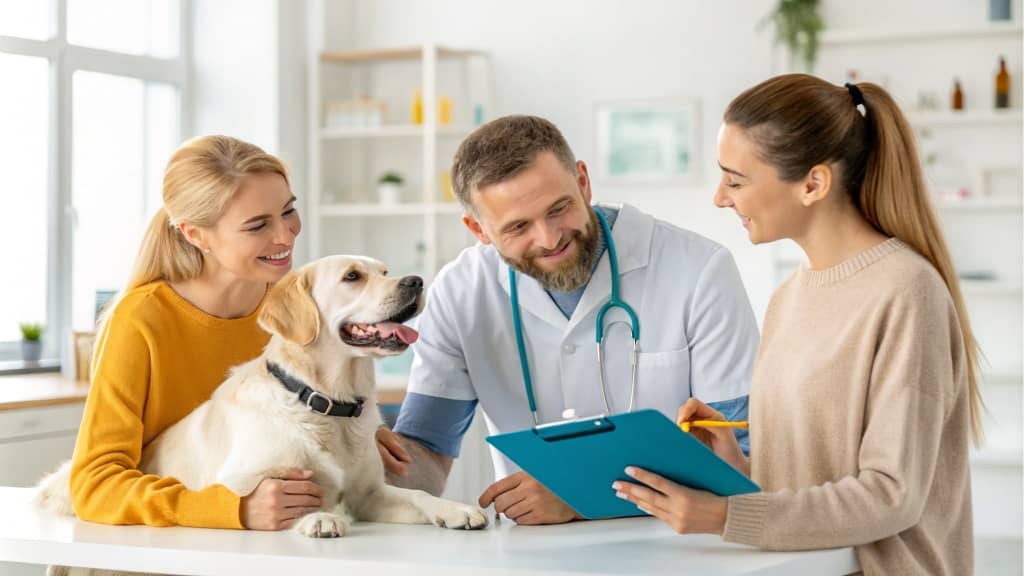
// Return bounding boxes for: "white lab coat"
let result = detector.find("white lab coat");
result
[407,203,759,478]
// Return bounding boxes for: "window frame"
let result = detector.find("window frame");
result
[0,0,192,369]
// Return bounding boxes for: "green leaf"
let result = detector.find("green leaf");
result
[19,322,44,341]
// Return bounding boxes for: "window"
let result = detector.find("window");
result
[0,54,49,343]
[0,1,50,40]
[0,1,187,366]
[71,72,179,329]
[67,0,180,58]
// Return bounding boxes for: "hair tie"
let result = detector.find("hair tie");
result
[845,82,866,116]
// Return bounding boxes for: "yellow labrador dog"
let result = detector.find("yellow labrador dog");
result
[37,255,487,539]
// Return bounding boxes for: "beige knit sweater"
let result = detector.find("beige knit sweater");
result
[723,238,973,576]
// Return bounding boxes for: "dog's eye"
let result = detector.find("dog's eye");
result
[343,271,361,282]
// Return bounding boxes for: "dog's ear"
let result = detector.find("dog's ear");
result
[258,269,320,346]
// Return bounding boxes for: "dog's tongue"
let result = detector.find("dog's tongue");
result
[375,322,419,344]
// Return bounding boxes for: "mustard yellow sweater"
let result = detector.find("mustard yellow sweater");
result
[69,281,269,528]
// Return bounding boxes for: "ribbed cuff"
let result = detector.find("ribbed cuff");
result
[723,493,770,546]
[178,484,245,529]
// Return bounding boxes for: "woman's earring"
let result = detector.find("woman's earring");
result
[203,248,211,254]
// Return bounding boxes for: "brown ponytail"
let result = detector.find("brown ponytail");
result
[725,74,984,444]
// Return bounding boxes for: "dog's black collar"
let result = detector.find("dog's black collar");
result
[267,361,365,418]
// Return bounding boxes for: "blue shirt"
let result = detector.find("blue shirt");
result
[545,206,618,319]
[396,392,749,457]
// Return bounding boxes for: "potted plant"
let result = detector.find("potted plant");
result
[377,171,405,205]
[19,322,44,363]
[764,0,824,72]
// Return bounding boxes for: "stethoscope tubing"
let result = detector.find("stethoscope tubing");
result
[509,208,641,425]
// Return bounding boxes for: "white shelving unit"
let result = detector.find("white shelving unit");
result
[938,197,1024,211]
[306,43,492,280]
[908,108,1023,127]
[318,202,466,217]
[961,280,1023,297]
[306,36,492,387]
[820,21,1023,46]
[320,124,476,140]
[772,19,1023,555]
[304,2,501,507]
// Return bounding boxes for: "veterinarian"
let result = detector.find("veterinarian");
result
[68,135,324,530]
[377,115,759,525]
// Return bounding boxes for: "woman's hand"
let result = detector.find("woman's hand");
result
[613,467,727,535]
[240,468,324,530]
[678,398,749,475]
[376,426,412,477]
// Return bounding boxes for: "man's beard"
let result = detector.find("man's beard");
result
[502,209,601,292]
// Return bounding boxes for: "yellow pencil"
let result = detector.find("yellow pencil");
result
[679,420,749,433]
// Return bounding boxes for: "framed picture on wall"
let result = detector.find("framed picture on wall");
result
[594,98,700,184]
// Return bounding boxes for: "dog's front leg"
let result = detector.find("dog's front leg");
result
[292,502,353,538]
[354,485,487,530]
[217,470,352,538]
[291,459,351,538]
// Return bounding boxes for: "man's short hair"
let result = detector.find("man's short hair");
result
[451,115,577,211]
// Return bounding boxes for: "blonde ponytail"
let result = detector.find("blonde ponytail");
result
[126,206,204,292]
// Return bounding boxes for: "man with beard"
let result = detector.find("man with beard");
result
[377,115,759,525]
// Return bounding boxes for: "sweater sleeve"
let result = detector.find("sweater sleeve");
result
[69,311,245,529]
[723,283,958,551]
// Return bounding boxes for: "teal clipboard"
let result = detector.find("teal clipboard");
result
[486,409,760,519]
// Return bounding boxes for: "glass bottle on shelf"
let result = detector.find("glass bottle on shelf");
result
[951,79,964,111]
[438,96,452,125]
[411,90,424,124]
[995,56,1010,109]
[440,170,454,202]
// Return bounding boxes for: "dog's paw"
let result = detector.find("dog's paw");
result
[431,501,488,530]
[293,512,350,538]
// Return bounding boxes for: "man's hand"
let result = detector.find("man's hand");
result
[376,426,412,477]
[240,468,324,530]
[478,471,580,525]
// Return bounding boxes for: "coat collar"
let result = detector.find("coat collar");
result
[496,203,654,334]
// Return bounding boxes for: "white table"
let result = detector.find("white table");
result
[0,487,860,575]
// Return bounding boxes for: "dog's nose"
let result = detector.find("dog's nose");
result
[399,275,423,291]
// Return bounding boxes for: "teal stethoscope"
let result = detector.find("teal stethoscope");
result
[508,209,640,425]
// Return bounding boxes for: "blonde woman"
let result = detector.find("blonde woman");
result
[68,135,321,531]
[615,75,982,575]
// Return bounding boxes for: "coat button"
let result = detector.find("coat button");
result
[563,344,576,354]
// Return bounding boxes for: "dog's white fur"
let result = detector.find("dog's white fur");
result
[36,255,487,538]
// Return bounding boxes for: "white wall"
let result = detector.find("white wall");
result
[191,0,279,147]
[189,0,310,263]
[330,0,781,318]
[276,0,310,264]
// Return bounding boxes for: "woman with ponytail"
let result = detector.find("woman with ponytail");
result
[615,75,980,575]
[69,135,324,531]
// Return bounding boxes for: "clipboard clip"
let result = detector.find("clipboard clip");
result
[533,414,616,442]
